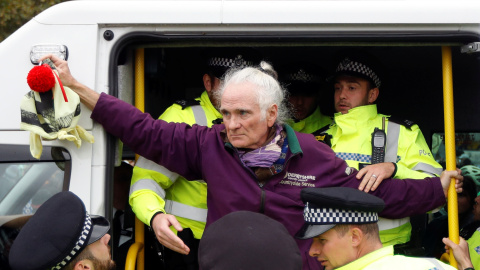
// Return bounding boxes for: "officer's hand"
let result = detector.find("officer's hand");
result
[356,162,395,192]
[439,169,463,197]
[151,213,190,255]
[38,54,78,88]
[442,237,473,269]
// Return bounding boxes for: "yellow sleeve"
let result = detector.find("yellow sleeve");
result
[129,103,196,225]
[394,125,443,179]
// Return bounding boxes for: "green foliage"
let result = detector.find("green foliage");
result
[0,0,69,42]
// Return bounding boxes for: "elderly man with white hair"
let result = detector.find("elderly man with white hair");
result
[44,54,462,270]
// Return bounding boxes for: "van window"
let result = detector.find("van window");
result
[0,145,71,268]
[432,133,480,169]
[0,145,71,215]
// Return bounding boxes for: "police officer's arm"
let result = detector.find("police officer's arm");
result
[129,106,191,225]
[131,160,191,255]
[130,170,191,255]
[129,161,179,226]
[394,124,443,179]
[152,212,190,254]
[130,105,196,255]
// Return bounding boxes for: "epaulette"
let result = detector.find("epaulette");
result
[212,118,223,125]
[388,116,415,129]
[312,124,332,147]
[174,99,201,110]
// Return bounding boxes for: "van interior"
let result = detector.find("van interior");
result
[106,33,480,267]
[113,34,480,151]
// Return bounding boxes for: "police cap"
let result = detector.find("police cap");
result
[199,211,302,270]
[9,191,110,270]
[205,47,262,78]
[334,51,382,89]
[280,62,327,96]
[295,187,385,240]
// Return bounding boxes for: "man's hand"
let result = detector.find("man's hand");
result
[439,169,463,197]
[38,54,99,110]
[356,162,395,192]
[39,54,78,87]
[151,213,190,255]
[442,237,473,269]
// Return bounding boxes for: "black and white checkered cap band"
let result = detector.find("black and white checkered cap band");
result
[52,213,92,270]
[304,202,378,225]
[208,55,254,69]
[336,58,381,88]
[286,69,321,83]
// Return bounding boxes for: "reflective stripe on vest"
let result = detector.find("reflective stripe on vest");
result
[386,122,441,176]
[135,156,179,181]
[191,105,208,126]
[377,217,409,231]
[412,163,443,176]
[164,199,208,222]
[132,105,208,222]
[385,122,400,163]
[130,178,166,199]
[425,258,446,270]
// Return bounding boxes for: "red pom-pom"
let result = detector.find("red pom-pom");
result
[27,64,55,92]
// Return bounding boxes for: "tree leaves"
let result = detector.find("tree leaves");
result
[0,0,69,42]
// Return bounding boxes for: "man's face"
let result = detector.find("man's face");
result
[88,234,116,270]
[334,76,376,114]
[473,195,480,221]
[309,228,355,270]
[457,193,472,215]
[289,95,317,120]
[204,74,223,108]
[220,82,276,149]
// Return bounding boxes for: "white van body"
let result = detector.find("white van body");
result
[2,0,480,267]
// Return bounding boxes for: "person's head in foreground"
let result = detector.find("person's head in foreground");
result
[198,211,302,270]
[216,61,291,149]
[296,187,385,270]
[9,191,114,270]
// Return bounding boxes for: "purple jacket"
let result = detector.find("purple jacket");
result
[92,94,446,269]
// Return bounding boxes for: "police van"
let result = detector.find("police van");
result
[1,1,480,268]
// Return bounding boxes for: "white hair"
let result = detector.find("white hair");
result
[216,61,291,125]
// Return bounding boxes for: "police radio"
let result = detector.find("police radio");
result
[371,117,386,164]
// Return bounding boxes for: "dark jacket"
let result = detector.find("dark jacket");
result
[92,93,446,269]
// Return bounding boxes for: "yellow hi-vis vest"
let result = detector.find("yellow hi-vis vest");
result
[467,228,480,269]
[288,106,332,134]
[337,245,456,270]
[129,91,221,239]
[326,105,443,246]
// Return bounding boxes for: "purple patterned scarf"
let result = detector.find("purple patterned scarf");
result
[237,124,285,168]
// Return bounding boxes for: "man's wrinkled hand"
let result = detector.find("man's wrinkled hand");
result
[39,54,78,88]
[439,169,463,197]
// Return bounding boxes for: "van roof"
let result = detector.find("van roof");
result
[36,1,480,26]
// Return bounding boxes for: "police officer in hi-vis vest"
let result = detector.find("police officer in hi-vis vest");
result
[296,187,466,270]
[314,51,443,253]
[280,61,332,134]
